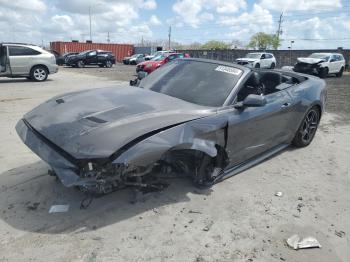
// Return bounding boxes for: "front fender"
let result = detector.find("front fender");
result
[112,115,228,167]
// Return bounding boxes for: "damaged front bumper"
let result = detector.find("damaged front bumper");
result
[16,119,99,188]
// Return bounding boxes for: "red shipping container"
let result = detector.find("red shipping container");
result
[50,41,134,62]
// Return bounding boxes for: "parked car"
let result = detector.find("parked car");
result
[123,54,145,65]
[236,52,276,69]
[0,43,58,81]
[136,53,189,74]
[16,58,326,194]
[66,50,115,68]
[145,50,170,61]
[293,53,345,78]
[56,52,79,66]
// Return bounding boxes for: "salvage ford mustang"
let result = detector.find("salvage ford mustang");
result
[16,58,327,194]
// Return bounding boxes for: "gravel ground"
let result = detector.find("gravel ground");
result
[0,66,349,262]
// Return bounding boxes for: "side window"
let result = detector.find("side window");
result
[87,51,97,57]
[9,46,41,56]
[168,55,176,61]
[178,54,184,58]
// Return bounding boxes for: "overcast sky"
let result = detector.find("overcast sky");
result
[0,0,349,49]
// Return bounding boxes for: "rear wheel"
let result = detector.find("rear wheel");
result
[318,67,328,78]
[336,67,344,77]
[30,66,48,82]
[292,106,320,147]
[105,60,113,68]
[270,62,275,69]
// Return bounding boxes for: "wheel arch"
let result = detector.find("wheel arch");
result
[30,64,49,75]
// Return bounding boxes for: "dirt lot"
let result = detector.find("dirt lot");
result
[0,64,349,262]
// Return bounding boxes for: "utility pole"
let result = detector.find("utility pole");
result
[276,12,283,49]
[141,36,144,47]
[89,6,92,41]
[168,26,171,50]
[107,32,110,43]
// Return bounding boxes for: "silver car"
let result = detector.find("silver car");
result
[0,43,58,81]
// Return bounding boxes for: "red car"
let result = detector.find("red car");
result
[136,53,190,74]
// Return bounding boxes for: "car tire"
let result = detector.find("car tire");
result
[336,67,344,77]
[292,106,320,147]
[270,63,275,69]
[255,63,260,68]
[30,66,48,82]
[98,64,104,68]
[77,61,85,68]
[105,60,113,68]
[318,67,328,78]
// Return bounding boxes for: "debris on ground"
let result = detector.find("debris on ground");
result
[335,230,346,238]
[297,203,304,212]
[49,204,70,213]
[26,202,40,211]
[203,221,214,232]
[286,234,322,250]
[188,210,202,214]
[275,192,283,197]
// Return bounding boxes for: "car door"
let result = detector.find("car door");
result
[260,54,268,68]
[85,50,97,65]
[225,78,294,167]
[0,45,9,75]
[8,46,34,75]
[328,55,338,73]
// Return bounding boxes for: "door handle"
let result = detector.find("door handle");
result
[281,102,291,108]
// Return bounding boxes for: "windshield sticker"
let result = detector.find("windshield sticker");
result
[215,66,241,75]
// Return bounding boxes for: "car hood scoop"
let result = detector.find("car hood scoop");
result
[23,86,213,159]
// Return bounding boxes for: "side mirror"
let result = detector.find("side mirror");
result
[137,71,148,80]
[234,94,267,109]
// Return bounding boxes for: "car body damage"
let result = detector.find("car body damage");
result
[16,58,327,194]
[293,53,345,78]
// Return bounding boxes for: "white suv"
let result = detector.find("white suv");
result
[236,52,276,69]
[0,43,58,81]
[294,53,345,78]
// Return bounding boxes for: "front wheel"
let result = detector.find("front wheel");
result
[292,107,320,147]
[77,60,85,68]
[30,66,48,82]
[255,63,260,68]
[318,67,328,78]
[336,67,344,77]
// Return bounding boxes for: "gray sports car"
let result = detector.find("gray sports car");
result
[16,58,327,194]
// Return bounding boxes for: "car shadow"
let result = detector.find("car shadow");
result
[0,161,212,234]
[0,78,53,84]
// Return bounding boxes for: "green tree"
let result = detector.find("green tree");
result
[248,32,280,50]
[201,40,230,50]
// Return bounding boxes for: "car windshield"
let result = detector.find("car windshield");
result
[244,53,261,59]
[79,50,92,56]
[139,60,243,107]
[131,54,139,58]
[309,53,330,60]
[152,55,166,61]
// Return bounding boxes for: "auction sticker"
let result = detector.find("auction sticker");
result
[215,66,241,75]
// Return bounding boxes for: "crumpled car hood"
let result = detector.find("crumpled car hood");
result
[236,58,258,62]
[296,57,325,64]
[23,86,214,159]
